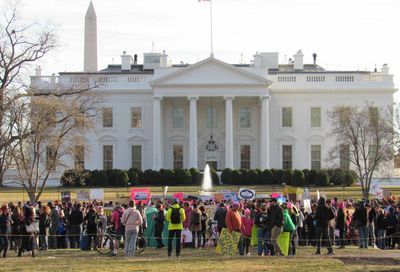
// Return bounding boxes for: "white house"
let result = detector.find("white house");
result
[21,2,397,185]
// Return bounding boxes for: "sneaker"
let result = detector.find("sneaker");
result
[327,252,334,255]
[176,255,181,260]
[315,251,321,255]
[111,253,117,257]
[247,253,251,256]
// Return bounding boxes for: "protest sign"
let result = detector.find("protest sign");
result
[224,192,238,201]
[277,232,290,256]
[61,192,71,202]
[173,192,184,202]
[77,191,90,201]
[130,188,151,204]
[215,228,241,256]
[238,188,256,200]
[90,188,104,200]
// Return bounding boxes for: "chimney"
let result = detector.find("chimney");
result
[35,66,42,76]
[121,51,132,71]
[160,50,168,68]
[293,50,304,70]
[381,64,389,74]
[253,52,262,68]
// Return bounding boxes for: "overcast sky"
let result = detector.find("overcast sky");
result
[17,0,399,91]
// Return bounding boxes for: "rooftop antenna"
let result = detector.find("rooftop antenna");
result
[312,52,317,64]
[199,0,214,58]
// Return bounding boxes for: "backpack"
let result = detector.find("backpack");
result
[170,208,181,224]
[192,212,200,225]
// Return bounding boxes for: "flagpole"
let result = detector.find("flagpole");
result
[210,0,214,57]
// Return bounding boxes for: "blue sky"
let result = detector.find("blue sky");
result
[16,0,399,92]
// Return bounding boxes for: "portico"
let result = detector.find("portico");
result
[150,57,272,170]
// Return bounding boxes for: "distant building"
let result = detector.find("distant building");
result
[18,2,397,185]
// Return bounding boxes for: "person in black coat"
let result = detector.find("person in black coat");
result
[385,207,398,249]
[335,203,346,249]
[213,203,227,234]
[84,205,98,250]
[38,206,51,250]
[352,201,368,249]
[314,197,334,255]
[376,208,386,249]
[153,203,165,248]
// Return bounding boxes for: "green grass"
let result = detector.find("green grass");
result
[1,184,400,203]
[0,246,399,272]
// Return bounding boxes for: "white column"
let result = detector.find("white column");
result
[153,96,162,170]
[188,96,198,169]
[260,95,271,169]
[224,96,234,168]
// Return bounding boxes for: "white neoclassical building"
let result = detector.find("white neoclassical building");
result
[24,2,397,184]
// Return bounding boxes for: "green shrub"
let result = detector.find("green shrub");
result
[271,169,284,184]
[329,168,346,185]
[189,168,201,186]
[221,168,232,184]
[175,169,192,185]
[87,170,108,187]
[315,170,329,186]
[343,170,357,186]
[210,167,220,186]
[282,170,293,185]
[292,169,305,186]
[307,169,318,185]
[114,170,129,187]
[60,169,90,187]
[247,169,260,185]
[127,168,141,186]
[260,169,274,185]
[302,169,310,185]
[231,169,242,185]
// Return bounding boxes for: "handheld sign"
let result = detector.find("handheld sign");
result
[130,188,151,204]
[238,188,256,200]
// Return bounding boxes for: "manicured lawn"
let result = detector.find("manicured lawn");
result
[0,246,399,272]
[1,185,400,203]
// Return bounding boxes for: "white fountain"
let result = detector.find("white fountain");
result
[202,164,213,191]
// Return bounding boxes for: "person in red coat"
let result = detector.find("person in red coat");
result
[225,202,244,255]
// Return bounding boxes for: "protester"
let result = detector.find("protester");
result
[376,208,386,249]
[166,199,186,258]
[110,204,125,256]
[57,210,67,249]
[121,200,143,258]
[214,203,227,234]
[336,202,346,249]
[269,198,284,256]
[153,203,165,249]
[352,201,368,249]
[199,206,208,248]
[48,202,59,249]
[241,208,254,256]
[38,205,51,250]
[314,197,334,255]
[190,204,202,248]
[254,204,269,256]
[226,202,244,255]
[69,204,84,249]
[18,206,36,258]
[284,203,296,255]
[0,205,11,258]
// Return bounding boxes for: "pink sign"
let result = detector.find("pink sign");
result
[173,192,184,202]
[130,188,151,204]
[271,192,281,199]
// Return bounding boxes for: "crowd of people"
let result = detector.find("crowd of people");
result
[0,195,399,259]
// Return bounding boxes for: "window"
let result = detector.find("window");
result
[239,107,251,128]
[46,146,56,171]
[131,107,142,128]
[102,108,113,128]
[131,145,142,170]
[240,145,251,169]
[75,112,85,127]
[369,107,379,126]
[339,144,350,170]
[311,145,321,170]
[74,145,85,170]
[282,107,293,127]
[172,108,184,128]
[282,145,292,170]
[339,107,351,127]
[311,107,321,128]
[103,145,113,170]
[173,145,183,169]
[207,108,217,128]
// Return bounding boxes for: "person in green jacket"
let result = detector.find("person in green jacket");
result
[166,199,186,258]
[282,203,296,255]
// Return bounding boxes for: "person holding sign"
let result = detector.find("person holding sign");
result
[166,199,186,259]
[225,202,244,255]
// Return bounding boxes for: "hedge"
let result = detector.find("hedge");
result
[60,167,357,187]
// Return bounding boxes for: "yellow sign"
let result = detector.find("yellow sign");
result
[215,228,241,256]
[277,232,290,256]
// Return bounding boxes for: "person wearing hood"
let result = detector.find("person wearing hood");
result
[314,197,335,255]
[385,207,397,249]
[335,202,346,249]
[166,199,186,258]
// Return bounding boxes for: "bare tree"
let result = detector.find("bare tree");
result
[328,104,394,199]
[10,92,98,202]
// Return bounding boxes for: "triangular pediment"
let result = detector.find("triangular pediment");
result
[151,57,272,87]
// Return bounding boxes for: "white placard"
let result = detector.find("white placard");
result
[238,188,256,200]
[90,188,104,200]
